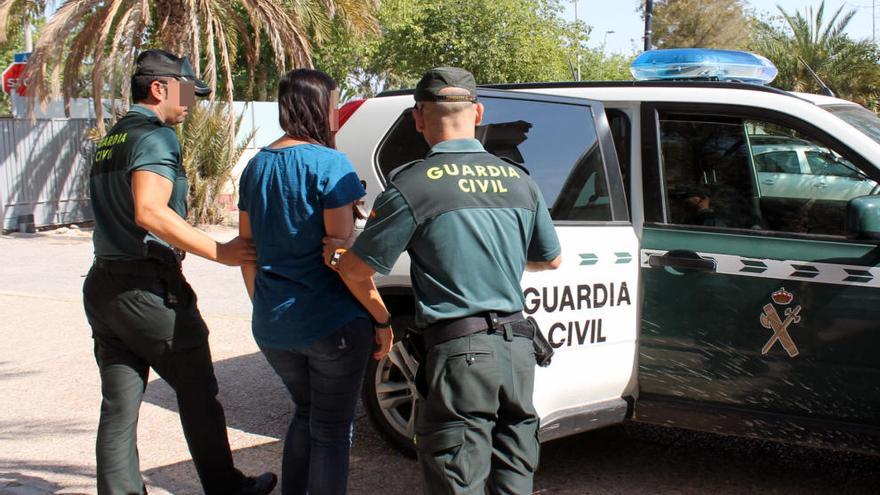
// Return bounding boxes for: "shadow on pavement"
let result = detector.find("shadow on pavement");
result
[0,362,40,382]
[143,351,291,439]
[140,350,421,494]
[535,423,880,495]
[141,413,420,495]
[131,350,880,494]
[0,418,91,442]
[0,463,90,495]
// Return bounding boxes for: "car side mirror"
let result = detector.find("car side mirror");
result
[846,195,880,241]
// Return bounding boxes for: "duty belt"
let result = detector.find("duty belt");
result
[422,311,533,348]
[93,257,165,277]
[94,241,184,306]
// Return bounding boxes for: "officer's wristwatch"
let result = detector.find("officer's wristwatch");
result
[329,248,346,270]
[373,315,393,329]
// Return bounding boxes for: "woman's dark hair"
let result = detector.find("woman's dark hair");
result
[278,69,339,148]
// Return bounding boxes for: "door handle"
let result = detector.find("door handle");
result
[648,251,717,272]
[813,182,828,188]
[762,179,776,185]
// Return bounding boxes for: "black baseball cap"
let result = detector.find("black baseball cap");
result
[414,67,477,103]
[134,49,211,97]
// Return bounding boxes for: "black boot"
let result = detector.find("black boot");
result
[236,472,277,495]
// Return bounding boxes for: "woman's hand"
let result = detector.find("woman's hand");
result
[374,326,393,360]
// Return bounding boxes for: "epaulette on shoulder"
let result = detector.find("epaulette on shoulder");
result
[498,156,531,175]
[388,159,424,183]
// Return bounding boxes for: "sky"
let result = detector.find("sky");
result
[563,0,880,54]
[37,1,880,57]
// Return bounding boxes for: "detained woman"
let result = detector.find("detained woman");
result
[237,69,393,495]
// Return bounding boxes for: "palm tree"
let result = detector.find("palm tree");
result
[7,0,377,133]
[0,0,45,45]
[751,1,880,108]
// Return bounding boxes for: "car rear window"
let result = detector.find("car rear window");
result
[376,96,611,221]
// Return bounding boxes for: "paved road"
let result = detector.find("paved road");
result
[1,227,877,494]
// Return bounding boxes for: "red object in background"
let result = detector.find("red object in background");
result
[338,99,366,128]
[2,62,27,95]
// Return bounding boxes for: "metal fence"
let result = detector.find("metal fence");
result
[0,102,281,231]
[0,118,96,230]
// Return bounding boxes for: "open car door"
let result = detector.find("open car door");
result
[348,88,641,451]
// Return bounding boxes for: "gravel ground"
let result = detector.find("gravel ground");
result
[0,226,877,494]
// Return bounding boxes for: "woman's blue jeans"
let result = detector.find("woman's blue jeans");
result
[261,318,373,495]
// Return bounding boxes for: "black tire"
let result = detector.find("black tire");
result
[362,312,420,457]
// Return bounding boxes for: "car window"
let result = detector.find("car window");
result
[607,110,632,206]
[805,150,860,177]
[754,150,801,173]
[656,113,878,236]
[658,116,761,230]
[747,120,878,235]
[376,96,612,221]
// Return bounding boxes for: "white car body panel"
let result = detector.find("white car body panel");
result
[337,91,642,430]
[335,83,880,442]
[526,225,640,419]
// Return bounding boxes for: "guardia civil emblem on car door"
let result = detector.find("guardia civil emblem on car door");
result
[759,287,802,358]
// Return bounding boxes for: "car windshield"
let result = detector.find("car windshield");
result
[823,104,880,146]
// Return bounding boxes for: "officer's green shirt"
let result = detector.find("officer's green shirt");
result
[90,105,188,260]
[352,138,561,328]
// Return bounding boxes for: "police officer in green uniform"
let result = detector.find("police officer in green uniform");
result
[326,67,562,494]
[82,50,276,495]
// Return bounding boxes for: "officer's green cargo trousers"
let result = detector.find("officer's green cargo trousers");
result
[416,328,539,495]
[83,263,243,495]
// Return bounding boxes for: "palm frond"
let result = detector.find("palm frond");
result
[0,0,17,43]
[88,0,129,133]
[179,101,253,224]
[26,0,103,118]
[108,6,136,118]
[241,0,312,71]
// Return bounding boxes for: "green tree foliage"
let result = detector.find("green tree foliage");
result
[647,0,751,49]
[377,0,579,85]
[0,25,23,116]
[750,1,880,109]
[0,15,42,116]
[309,16,384,101]
[578,49,634,81]
[313,0,633,98]
[0,0,44,43]
[0,0,43,116]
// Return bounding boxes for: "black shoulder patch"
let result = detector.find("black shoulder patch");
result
[498,156,530,175]
[388,159,424,182]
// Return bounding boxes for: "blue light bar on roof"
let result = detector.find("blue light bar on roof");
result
[630,48,778,85]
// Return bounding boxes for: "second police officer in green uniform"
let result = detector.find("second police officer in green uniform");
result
[326,67,562,494]
[83,50,276,495]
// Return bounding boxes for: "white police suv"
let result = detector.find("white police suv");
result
[335,49,880,455]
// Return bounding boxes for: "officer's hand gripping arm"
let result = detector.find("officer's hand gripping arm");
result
[325,204,393,359]
[132,170,256,265]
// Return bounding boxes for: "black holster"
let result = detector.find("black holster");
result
[527,316,554,367]
[145,240,183,307]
